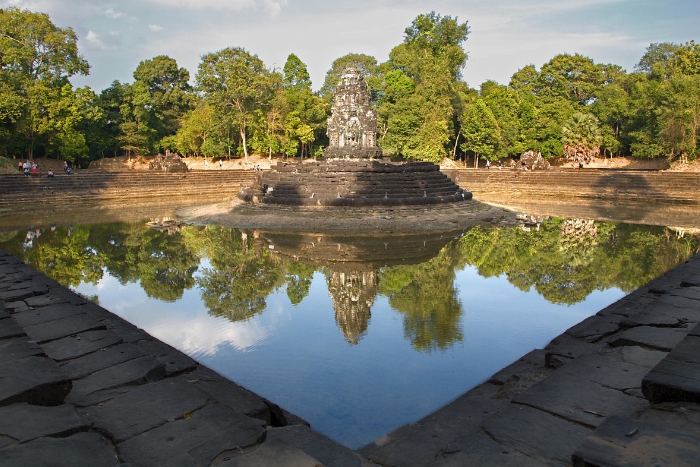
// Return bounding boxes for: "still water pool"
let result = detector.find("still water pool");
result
[1,219,697,448]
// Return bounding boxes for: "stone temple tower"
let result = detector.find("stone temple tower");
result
[324,67,383,160]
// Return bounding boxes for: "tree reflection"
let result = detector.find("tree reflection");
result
[378,242,464,352]
[1,218,697,348]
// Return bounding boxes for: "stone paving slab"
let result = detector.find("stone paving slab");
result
[0,288,35,302]
[0,403,87,449]
[135,339,197,376]
[556,351,657,392]
[80,378,210,443]
[23,292,67,308]
[480,404,592,467]
[66,355,166,404]
[177,365,271,425]
[565,315,623,342]
[512,371,649,428]
[571,416,700,467]
[0,337,44,364]
[638,402,700,434]
[0,309,8,320]
[359,383,509,467]
[60,342,147,380]
[102,317,152,343]
[267,425,374,467]
[25,313,106,343]
[0,318,24,340]
[433,428,550,467]
[42,329,122,362]
[0,356,72,407]
[609,325,688,352]
[544,333,606,367]
[488,349,546,385]
[12,302,85,327]
[0,432,119,467]
[2,301,27,313]
[642,348,700,404]
[671,286,700,301]
[220,438,323,467]
[117,403,266,467]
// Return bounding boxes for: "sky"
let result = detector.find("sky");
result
[3,0,699,93]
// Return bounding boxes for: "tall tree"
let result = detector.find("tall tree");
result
[197,47,274,161]
[461,99,500,167]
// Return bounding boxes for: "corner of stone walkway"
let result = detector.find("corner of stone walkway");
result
[359,253,700,467]
[0,248,372,467]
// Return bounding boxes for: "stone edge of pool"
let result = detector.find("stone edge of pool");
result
[1,247,699,466]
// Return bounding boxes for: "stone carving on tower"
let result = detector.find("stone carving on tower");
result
[327,269,377,344]
[324,67,383,160]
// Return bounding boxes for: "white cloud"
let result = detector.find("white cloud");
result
[263,0,287,17]
[84,29,118,51]
[149,24,164,31]
[105,8,122,18]
[144,0,257,10]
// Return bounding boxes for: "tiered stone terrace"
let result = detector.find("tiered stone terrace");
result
[256,160,469,207]
[0,170,258,209]
[445,168,700,204]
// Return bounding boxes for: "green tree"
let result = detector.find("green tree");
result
[197,47,275,161]
[461,99,500,167]
[562,112,602,163]
[0,7,90,159]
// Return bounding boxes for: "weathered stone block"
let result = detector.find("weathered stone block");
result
[12,302,85,327]
[80,378,210,443]
[66,355,165,404]
[0,403,86,448]
[60,343,146,380]
[135,339,197,376]
[25,313,105,343]
[571,416,700,467]
[0,356,72,406]
[0,337,44,364]
[0,432,119,467]
[42,329,123,362]
[117,403,266,467]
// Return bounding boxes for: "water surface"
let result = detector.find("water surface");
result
[1,219,696,448]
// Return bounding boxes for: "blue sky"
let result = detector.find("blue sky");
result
[4,0,699,92]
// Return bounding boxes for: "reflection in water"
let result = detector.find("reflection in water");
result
[1,218,699,448]
[1,219,698,347]
[328,270,377,344]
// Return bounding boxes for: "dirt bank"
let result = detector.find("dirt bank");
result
[177,198,522,233]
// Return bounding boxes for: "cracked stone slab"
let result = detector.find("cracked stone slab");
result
[0,288,34,302]
[80,378,210,443]
[432,427,550,467]
[512,371,649,428]
[66,355,166,404]
[638,402,700,433]
[135,339,197,376]
[609,326,688,352]
[0,318,25,340]
[0,403,87,449]
[0,309,8,320]
[177,366,271,425]
[103,317,151,343]
[42,329,122,362]
[555,352,655,393]
[60,343,147,380]
[671,286,700,301]
[2,301,28,313]
[642,337,700,404]
[266,425,373,467]
[480,404,592,466]
[23,292,65,308]
[0,337,44,364]
[488,349,546,385]
[571,416,700,467]
[544,333,606,367]
[219,438,323,467]
[76,301,118,321]
[565,315,623,342]
[0,356,72,407]
[12,302,86,327]
[0,432,119,467]
[25,313,105,343]
[358,392,509,467]
[117,403,266,467]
